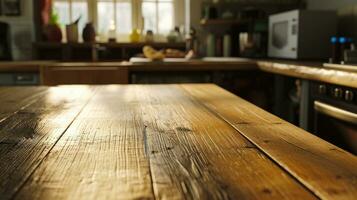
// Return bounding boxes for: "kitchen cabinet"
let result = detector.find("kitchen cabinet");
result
[131,71,212,84]
[0,73,39,85]
[40,65,129,85]
[0,61,53,86]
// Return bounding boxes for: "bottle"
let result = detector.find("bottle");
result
[339,37,347,64]
[130,29,141,43]
[174,26,183,42]
[206,34,215,57]
[342,37,355,63]
[145,30,154,43]
[108,20,116,42]
[223,34,232,57]
[167,30,177,43]
[215,36,222,57]
[82,23,96,42]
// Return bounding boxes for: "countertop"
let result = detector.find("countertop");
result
[0,61,55,72]
[42,58,258,71]
[0,84,356,199]
[1,59,357,88]
[257,61,357,88]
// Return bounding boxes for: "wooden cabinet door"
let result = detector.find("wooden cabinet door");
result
[41,66,129,85]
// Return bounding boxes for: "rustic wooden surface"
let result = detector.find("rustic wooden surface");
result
[182,84,357,200]
[257,61,357,88]
[0,86,96,199]
[0,84,356,200]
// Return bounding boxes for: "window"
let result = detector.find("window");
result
[52,0,181,41]
[142,0,173,34]
[53,0,88,37]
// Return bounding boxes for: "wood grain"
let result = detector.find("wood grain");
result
[1,85,356,199]
[182,84,357,200]
[0,86,96,199]
[12,85,317,200]
[131,85,316,200]
[14,86,153,200]
[0,87,47,122]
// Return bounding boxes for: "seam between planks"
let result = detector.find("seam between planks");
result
[0,89,48,124]
[140,88,157,200]
[178,84,322,200]
[144,125,158,200]
[9,87,99,200]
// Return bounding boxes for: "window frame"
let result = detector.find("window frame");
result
[52,0,183,40]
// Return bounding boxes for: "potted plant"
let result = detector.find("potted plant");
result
[43,10,63,42]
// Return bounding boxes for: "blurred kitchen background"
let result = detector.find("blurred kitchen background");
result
[0,0,356,61]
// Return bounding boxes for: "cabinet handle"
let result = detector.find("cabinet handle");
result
[16,75,34,82]
[314,101,357,125]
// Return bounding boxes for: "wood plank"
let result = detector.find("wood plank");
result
[14,86,154,200]
[0,87,47,122]
[0,86,96,199]
[14,85,317,200]
[130,85,316,199]
[182,84,357,200]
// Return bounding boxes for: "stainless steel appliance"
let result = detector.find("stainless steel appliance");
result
[311,82,357,155]
[268,10,337,59]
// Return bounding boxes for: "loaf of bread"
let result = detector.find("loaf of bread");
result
[143,46,165,61]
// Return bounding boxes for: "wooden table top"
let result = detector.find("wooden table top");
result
[0,84,356,200]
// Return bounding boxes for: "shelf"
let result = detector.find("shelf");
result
[200,19,249,26]
[33,42,186,61]
[34,42,185,48]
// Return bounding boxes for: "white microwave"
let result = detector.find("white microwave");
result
[268,10,337,59]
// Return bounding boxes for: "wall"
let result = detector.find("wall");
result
[189,0,357,24]
[307,0,357,10]
[0,1,34,60]
[190,0,202,29]
[337,4,357,38]
[307,0,357,38]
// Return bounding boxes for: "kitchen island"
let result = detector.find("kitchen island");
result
[40,59,357,86]
[0,84,356,200]
[1,59,356,88]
